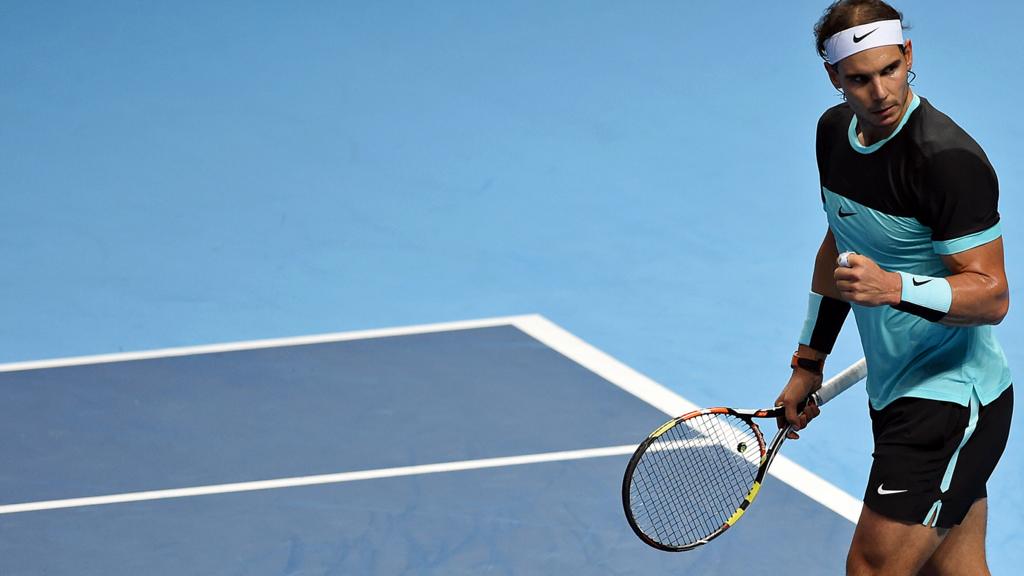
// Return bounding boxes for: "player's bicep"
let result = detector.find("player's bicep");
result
[941,237,1008,284]
[940,237,1009,323]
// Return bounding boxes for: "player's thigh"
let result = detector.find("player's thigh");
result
[918,498,989,576]
[847,503,943,575]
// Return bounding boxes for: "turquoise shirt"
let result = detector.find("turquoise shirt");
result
[817,94,1011,409]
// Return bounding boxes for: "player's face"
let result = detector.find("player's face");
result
[826,41,914,142]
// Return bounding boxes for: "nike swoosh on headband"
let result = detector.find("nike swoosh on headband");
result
[853,28,878,43]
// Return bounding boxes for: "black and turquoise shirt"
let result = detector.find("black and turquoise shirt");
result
[816,93,1011,410]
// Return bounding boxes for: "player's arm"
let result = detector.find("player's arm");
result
[775,229,850,438]
[811,228,844,300]
[938,238,1008,325]
[797,228,844,361]
[832,238,1008,326]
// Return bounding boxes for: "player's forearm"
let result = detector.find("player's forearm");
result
[940,272,1009,326]
[865,264,1007,326]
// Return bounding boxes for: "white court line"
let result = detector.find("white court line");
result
[0,446,636,515]
[510,315,863,523]
[0,314,862,523]
[0,315,535,373]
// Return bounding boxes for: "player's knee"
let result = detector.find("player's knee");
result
[846,551,870,575]
[846,543,887,575]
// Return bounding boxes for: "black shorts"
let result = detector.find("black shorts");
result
[863,385,1013,529]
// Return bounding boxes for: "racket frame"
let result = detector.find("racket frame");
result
[622,358,867,551]
[621,405,786,551]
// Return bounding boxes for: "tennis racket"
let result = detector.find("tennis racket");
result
[622,358,867,551]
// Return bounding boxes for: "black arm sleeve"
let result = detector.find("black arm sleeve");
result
[808,295,851,354]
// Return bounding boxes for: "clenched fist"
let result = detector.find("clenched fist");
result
[834,253,902,307]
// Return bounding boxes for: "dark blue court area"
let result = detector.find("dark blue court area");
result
[0,320,853,574]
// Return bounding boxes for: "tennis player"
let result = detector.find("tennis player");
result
[774,1,1013,574]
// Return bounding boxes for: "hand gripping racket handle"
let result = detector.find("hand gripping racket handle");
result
[811,357,867,407]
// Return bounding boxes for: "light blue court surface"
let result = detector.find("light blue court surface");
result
[0,320,854,575]
[2,1,1023,573]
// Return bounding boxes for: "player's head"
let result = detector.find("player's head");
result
[814,1,914,137]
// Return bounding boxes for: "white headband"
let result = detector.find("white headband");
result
[824,19,905,64]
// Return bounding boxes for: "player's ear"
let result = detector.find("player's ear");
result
[904,39,913,71]
[824,61,841,91]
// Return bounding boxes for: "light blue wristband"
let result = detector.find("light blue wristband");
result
[894,271,952,321]
[798,292,823,346]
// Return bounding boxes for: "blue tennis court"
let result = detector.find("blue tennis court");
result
[3,1,1022,573]
[1,317,855,574]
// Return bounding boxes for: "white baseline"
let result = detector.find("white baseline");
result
[0,445,636,515]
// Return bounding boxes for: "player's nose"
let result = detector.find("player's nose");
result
[869,77,887,100]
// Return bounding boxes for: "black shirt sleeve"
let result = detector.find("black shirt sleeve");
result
[919,147,1000,242]
[816,113,829,189]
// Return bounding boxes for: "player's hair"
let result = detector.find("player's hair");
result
[814,0,909,62]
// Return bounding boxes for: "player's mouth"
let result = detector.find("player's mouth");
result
[872,104,898,119]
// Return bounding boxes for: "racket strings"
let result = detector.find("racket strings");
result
[636,448,701,543]
[663,428,750,542]
[628,413,762,548]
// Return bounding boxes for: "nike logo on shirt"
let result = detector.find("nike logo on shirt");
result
[838,208,857,218]
[877,484,908,495]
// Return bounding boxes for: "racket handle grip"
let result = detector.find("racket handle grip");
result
[837,251,856,268]
[812,357,867,407]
